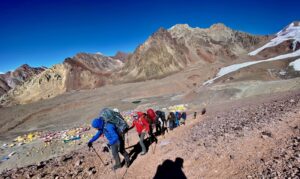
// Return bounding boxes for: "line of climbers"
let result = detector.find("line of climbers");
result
[87,108,191,170]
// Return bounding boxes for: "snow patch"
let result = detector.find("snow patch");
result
[279,70,287,76]
[249,22,300,56]
[95,52,103,55]
[204,49,300,85]
[289,58,300,71]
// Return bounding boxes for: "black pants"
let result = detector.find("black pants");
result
[149,124,157,143]
[111,136,130,166]
[155,123,162,135]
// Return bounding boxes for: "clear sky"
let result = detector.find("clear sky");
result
[0,0,299,73]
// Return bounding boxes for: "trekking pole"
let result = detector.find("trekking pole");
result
[91,146,109,166]
[121,167,129,179]
[126,132,129,147]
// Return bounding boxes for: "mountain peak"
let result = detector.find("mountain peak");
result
[209,23,229,30]
[289,21,300,27]
[112,51,129,62]
[169,24,191,31]
[277,21,300,36]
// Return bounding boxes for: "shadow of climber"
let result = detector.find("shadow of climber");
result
[153,157,187,179]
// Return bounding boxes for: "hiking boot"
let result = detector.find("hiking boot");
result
[140,151,147,156]
[112,164,121,171]
[125,160,130,168]
[125,158,130,168]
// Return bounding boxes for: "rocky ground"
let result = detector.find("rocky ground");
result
[0,90,299,179]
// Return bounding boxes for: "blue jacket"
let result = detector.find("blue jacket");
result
[89,119,119,145]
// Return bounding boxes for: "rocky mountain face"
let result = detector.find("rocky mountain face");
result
[121,24,269,82]
[111,51,130,62]
[203,21,300,85]
[169,23,269,63]
[121,28,191,81]
[0,53,123,105]
[0,64,46,97]
[249,21,300,58]
[64,53,123,90]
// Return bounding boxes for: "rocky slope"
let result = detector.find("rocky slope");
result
[0,64,46,97]
[1,90,299,178]
[111,51,130,62]
[0,53,123,105]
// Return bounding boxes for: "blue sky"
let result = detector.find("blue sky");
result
[0,0,299,73]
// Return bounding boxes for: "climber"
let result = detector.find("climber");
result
[88,117,130,170]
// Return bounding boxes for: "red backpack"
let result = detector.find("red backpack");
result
[146,109,157,123]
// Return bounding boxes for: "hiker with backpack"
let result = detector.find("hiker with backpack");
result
[180,112,187,125]
[175,111,181,127]
[167,112,176,130]
[146,109,158,143]
[156,110,166,135]
[88,117,130,170]
[88,108,131,170]
[128,112,150,155]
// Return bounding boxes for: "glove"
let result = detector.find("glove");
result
[87,142,93,148]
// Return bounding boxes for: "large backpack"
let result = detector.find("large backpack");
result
[156,110,166,122]
[147,109,157,124]
[99,108,129,135]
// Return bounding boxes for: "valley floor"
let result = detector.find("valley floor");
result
[1,90,300,178]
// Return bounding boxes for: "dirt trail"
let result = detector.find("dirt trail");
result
[1,91,300,178]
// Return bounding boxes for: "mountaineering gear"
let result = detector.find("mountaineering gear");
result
[156,110,166,121]
[91,146,108,166]
[113,164,122,170]
[147,109,157,124]
[89,118,119,145]
[99,108,129,135]
[88,142,93,148]
[146,109,158,143]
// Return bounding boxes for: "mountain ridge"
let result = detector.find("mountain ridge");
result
[2,22,298,106]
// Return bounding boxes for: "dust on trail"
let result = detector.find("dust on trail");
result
[1,91,300,179]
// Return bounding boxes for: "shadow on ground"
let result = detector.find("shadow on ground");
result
[153,157,187,179]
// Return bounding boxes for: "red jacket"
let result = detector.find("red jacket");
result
[132,112,150,134]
